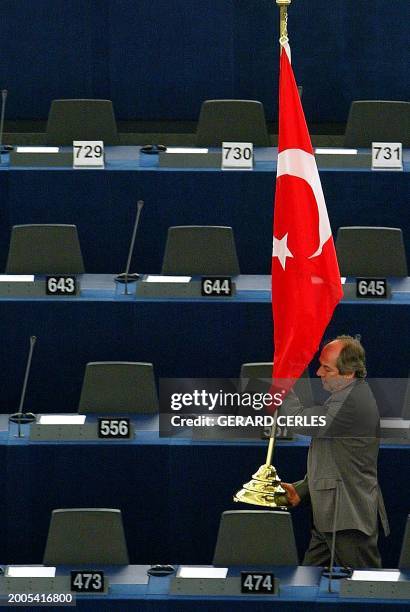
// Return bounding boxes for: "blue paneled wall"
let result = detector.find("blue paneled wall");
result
[0,0,409,122]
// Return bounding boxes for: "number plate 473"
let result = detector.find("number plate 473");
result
[71,571,105,593]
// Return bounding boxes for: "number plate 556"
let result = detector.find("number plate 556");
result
[98,418,131,438]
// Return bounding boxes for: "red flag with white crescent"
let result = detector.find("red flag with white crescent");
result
[272,43,343,385]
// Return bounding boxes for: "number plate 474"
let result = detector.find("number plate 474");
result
[241,572,276,594]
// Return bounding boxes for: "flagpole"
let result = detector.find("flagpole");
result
[262,0,292,472]
[265,411,277,466]
[276,0,291,46]
[266,0,292,465]
[232,0,295,510]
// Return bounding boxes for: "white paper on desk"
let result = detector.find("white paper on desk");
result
[16,147,60,154]
[315,148,358,155]
[380,418,410,429]
[177,566,228,579]
[165,148,208,154]
[0,275,34,282]
[144,275,191,283]
[351,570,400,582]
[6,566,56,578]
[38,415,86,425]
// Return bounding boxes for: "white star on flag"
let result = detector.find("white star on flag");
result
[272,233,293,270]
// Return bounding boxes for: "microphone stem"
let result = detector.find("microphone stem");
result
[328,482,340,592]
[124,200,144,294]
[0,91,7,149]
[124,200,144,279]
[18,336,37,416]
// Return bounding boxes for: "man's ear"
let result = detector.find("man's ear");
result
[342,371,355,380]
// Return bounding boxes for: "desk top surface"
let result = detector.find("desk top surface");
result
[0,414,408,450]
[1,146,409,173]
[0,274,409,303]
[0,564,409,604]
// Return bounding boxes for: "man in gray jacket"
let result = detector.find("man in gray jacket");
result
[282,335,389,568]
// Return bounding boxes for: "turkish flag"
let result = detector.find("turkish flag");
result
[272,44,343,385]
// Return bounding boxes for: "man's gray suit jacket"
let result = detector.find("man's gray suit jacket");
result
[282,378,390,537]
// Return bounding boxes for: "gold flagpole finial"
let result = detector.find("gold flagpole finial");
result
[276,0,291,45]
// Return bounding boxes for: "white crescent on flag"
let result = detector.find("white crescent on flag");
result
[277,148,332,258]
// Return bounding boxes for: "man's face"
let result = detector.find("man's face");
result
[316,341,354,392]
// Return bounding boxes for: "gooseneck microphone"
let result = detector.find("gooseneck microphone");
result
[0,90,13,153]
[9,336,37,438]
[115,199,144,294]
[321,480,352,590]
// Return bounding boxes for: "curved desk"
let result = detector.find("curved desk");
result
[1,564,407,610]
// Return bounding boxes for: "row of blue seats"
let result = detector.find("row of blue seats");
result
[5,224,409,278]
[11,507,410,569]
[8,99,410,147]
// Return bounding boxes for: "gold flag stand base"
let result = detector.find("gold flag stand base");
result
[233,463,288,509]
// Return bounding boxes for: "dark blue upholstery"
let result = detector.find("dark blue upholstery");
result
[0,1,408,123]
[0,159,409,274]
[0,294,408,415]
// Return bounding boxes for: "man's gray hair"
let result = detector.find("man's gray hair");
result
[333,334,367,378]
